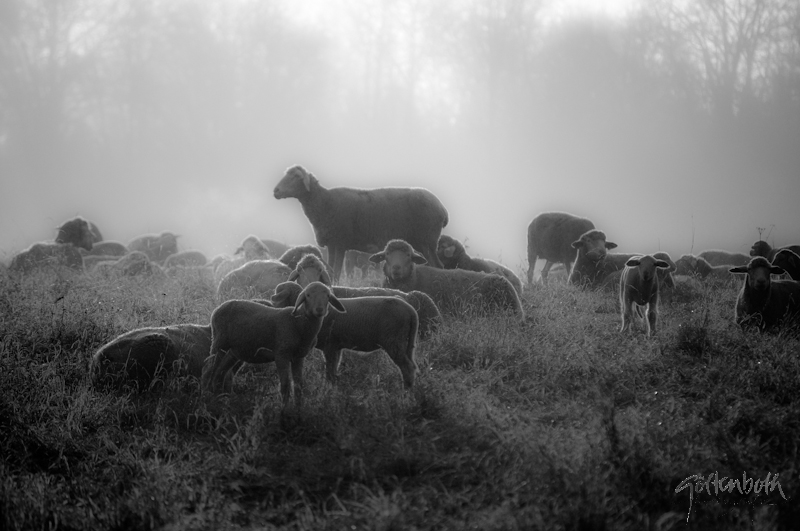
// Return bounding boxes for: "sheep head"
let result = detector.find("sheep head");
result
[288,253,332,286]
[292,281,346,318]
[271,281,303,308]
[675,254,698,275]
[730,257,784,292]
[236,235,271,260]
[571,230,617,261]
[437,235,462,259]
[370,239,427,282]
[750,240,772,258]
[55,216,94,251]
[275,165,316,199]
[625,255,671,284]
[772,249,800,275]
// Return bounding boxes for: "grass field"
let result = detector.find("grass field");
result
[1,266,797,530]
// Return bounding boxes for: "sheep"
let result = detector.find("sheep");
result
[9,242,84,272]
[619,255,671,336]
[270,282,419,388]
[216,259,292,301]
[331,285,442,338]
[771,249,800,280]
[83,241,128,257]
[55,216,94,251]
[288,253,332,287]
[674,254,736,281]
[698,249,751,266]
[344,249,378,279]
[202,281,346,406]
[260,238,291,258]
[437,235,523,294]
[274,165,449,283]
[128,231,179,263]
[164,250,208,269]
[212,236,274,284]
[750,240,800,262]
[94,251,166,278]
[568,230,618,287]
[729,257,800,332]
[527,212,595,284]
[278,244,326,270]
[368,239,524,321]
[599,251,676,291]
[91,324,212,391]
[235,235,274,260]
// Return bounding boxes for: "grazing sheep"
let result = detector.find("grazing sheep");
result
[128,232,179,263]
[274,165,449,282]
[216,260,292,301]
[750,240,800,262]
[94,251,166,278]
[278,244,326,270]
[289,253,332,286]
[91,324,212,390]
[344,249,378,279]
[9,242,84,272]
[619,255,671,336]
[568,230,618,287]
[369,239,524,321]
[772,249,800,280]
[83,241,128,257]
[674,254,735,281]
[203,282,346,406]
[698,249,750,266]
[55,216,94,251]
[164,250,208,269]
[270,282,419,388]
[437,235,523,294]
[729,257,800,332]
[332,285,442,338]
[527,212,595,284]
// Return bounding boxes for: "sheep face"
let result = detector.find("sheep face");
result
[730,257,784,292]
[625,256,670,284]
[571,230,617,261]
[293,281,346,318]
[437,235,460,259]
[750,241,772,258]
[274,165,313,199]
[288,254,332,286]
[370,240,427,282]
[236,235,272,260]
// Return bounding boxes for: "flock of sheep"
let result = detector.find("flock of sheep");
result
[5,165,800,406]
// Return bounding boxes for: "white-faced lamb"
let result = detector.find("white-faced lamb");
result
[91,324,212,390]
[270,281,419,388]
[750,240,800,262]
[9,242,85,273]
[369,239,524,321]
[128,232,179,263]
[55,216,95,251]
[568,230,618,287]
[288,253,332,287]
[331,285,442,338]
[619,255,671,336]
[771,249,800,281]
[527,212,595,284]
[729,257,800,332]
[274,165,449,283]
[202,281,346,406]
[437,235,523,294]
[600,251,676,292]
[699,249,751,266]
[216,259,293,301]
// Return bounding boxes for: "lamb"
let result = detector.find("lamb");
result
[270,282,419,388]
[274,165,449,282]
[619,255,671,336]
[91,324,212,390]
[437,235,523,294]
[288,253,332,286]
[771,249,800,280]
[698,249,751,266]
[568,230,618,287]
[216,259,293,301]
[368,239,524,321]
[527,212,595,284]
[729,257,800,332]
[94,251,166,278]
[9,242,84,272]
[278,244,326,270]
[213,235,274,284]
[331,285,442,338]
[599,251,676,291]
[674,254,736,281]
[202,281,346,406]
[164,250,208,269]
[55,216,94,251]
[128,231,179,263]
[750,240,800,262]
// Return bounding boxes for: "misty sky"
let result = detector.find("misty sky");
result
[1,0,799,274]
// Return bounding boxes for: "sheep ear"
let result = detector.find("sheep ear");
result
[321,269,332,286]
[302,171,313,192]
[369,252,386,264]
[571,240,583,250]
[412,252,427,265]
[288,270,299,281]
[292,291,307,315]
[770,265,786,275]
[655,260,670,269]
[605,241,618,250]
[328,294,346,313]
[729,266,748,274]
[625,258,641,267]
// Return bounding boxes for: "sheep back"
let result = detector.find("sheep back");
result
[10,242,84,273]
[217,260,292,301]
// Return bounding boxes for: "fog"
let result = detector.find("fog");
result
[2,0,799,274]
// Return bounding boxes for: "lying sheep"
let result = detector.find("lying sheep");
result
[83,241,128,257]
[274,165,449,283]
[750,240,800,262]
[91,324,212,390]
[331,285,442,338]
[270,282,419,388]
[202,282,346,405]
[288,253,332,286]
[369,239,524,321]
[216,259,292,301]
[128,232,179,263]
[729,257,800,332]
[9,242,84,272]
[260,238,291,258]
[568,230,618,287]
[619,255,671,336]
[213,235,274,285]
[55,216,94,251]
[164,250,208,269]
[771,249,800,280]
[278,244,325,270]
[674,254,735,281]
[527,212,595,284]
[437,235,523,294]
[698,249,751,266]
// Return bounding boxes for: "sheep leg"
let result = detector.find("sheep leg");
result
[276,355,294,406]
[646,304,658,337]
[330,246,346,284]
[291,357,305,407]
[620,301,633,334]
[322,346,342,383]
[209,349,241,393]
[527,254,537,285]
[541,260,554,284]
[385,345,417,389]
[222,359,244,393]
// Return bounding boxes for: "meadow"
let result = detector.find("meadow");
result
[1,265,797,530]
